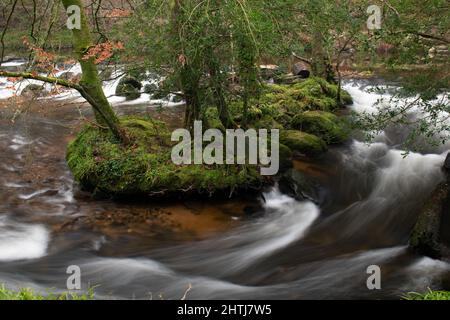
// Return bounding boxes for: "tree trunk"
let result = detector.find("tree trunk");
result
[61,0,125,142]
[207,52,234,129]
[311,31,335,83]
[180,65,201,131]
[171,0,197,131]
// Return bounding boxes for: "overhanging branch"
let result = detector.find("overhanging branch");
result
[0,71,82,91]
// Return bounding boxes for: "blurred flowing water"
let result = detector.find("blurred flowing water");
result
[0,78,449,299]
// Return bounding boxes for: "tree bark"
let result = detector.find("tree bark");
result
[61,0,125,142]
[207,51,234,129]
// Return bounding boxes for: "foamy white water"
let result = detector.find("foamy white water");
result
[0,217,49,261]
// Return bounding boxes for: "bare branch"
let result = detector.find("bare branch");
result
[0,0,19,65]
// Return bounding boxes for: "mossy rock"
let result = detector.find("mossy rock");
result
[115,76,142,100]
[143,83,158,94]
[259,77,352,116]
[66,116,264,198]
[204,107,226,132]
[409,180,449,259]
[290,111,349,144]
[280,130,327,157]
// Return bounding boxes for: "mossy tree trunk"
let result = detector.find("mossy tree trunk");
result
[236,33,259,129]
[61,0,126,142]
[206,49,234,129]
[311,31,335,83]
[180,64,202,131]
[171,0,196,131]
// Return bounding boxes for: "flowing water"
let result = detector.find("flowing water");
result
[0,76,449,299]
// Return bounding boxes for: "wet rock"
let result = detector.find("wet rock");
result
[292,62,310,79]
[115,76,142,100]
[278,168,320,203]
[280,130,327,157]
[409,154,450,259]
[444,153,450,171]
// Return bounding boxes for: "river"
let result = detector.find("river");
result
[0,75,449,299]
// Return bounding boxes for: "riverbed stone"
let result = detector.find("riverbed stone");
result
[409,154,450,259]
[444,153,450,171]
[290,110,349,144]
[278,168,320,203]
[280,130,327,157]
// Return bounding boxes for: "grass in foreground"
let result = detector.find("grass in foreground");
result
[0,285,94,300]
[403,289,450,300]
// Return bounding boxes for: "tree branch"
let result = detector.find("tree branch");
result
[0,0,19,65]
[409,32,450,44]
[291,52,312,65]
[0,71,82,91]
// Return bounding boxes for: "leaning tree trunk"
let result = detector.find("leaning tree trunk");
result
[61,0,125,142]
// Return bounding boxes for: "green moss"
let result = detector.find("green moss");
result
[253,116,283,130]
[291,111,350,144]
[260,77,351,113]
[67,77,351,198]
[0,284,94,300]
[67,116,264,198]
[280,130,327,157]
[204,107,226,132]
[403,289,450,300]
[115,76,142,100]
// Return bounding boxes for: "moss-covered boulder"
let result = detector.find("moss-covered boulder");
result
[409,155,450,259]
[67,117,264,198]
[280,130,327,157]
[258,77,353,122]
[115,76,142,100]
[409,180,449,259]
[290,111,349,144]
